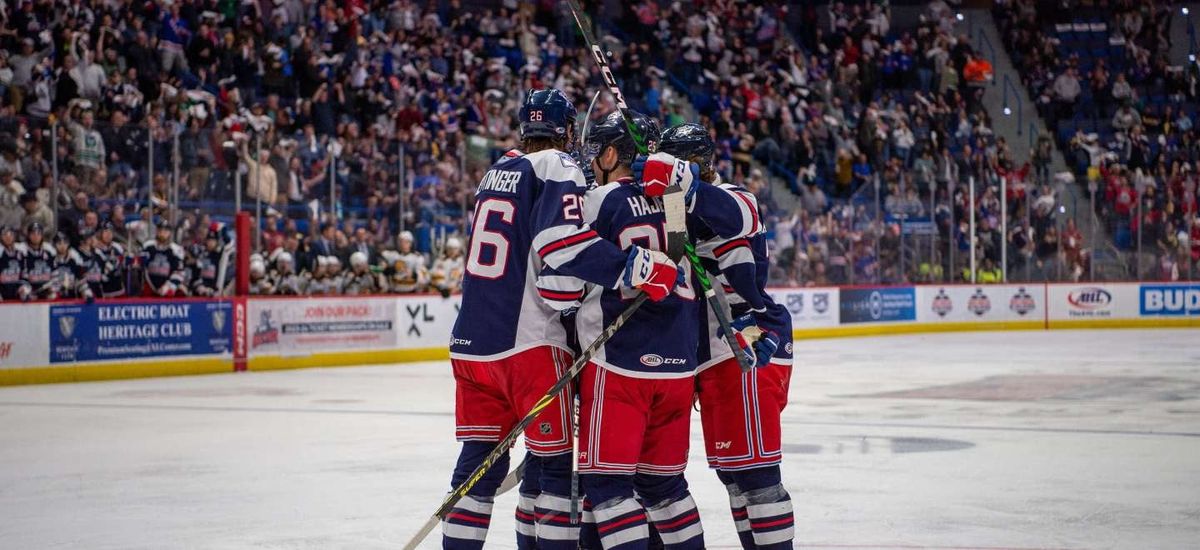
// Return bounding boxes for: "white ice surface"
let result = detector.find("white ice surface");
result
[1,329,1198,549]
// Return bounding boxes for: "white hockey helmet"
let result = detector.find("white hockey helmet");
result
[398,230,415,243]
[445,237,462,250]
[276,251,294,267]
[350,251,369,267]
[249,253,266,277]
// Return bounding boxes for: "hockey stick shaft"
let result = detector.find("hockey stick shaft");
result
[565,0,751,371]
[565,0,649,155]
[401,294,650,550]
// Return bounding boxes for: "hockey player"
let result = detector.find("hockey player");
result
[20,223,56,301]
[659,123,794,550]
[305,256,335,296]
[443,89,681,550]
[0,226,25,302]
[383,231,428,294]
[430,237,465,297]
[191,227,227,297]
[248,254,275,295]
[49,232,84,300]
[270,251,305,295]
[95,220,129,298]
[342,251,380,295]
[326,256,345,294]
[75,229,105,301]
[140,221,187,297]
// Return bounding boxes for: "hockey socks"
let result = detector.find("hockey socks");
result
[441,494,494,550]
[723,467,794,550]
[443,442,510,550]
[723,481,756,550]
[637,474,703,550]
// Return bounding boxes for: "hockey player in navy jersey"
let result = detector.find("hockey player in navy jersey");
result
[659,123,795,550]
[564,111,769,550]
[20,223,56,301]
[442,89,681,550]
[140,222,187,297]
[0,226,26,301]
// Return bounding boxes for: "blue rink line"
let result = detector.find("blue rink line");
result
[1,401,1199,439]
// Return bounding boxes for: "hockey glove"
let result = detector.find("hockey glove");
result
[634,152,699,203]
[622,246,679,302]
[728,313,780,368]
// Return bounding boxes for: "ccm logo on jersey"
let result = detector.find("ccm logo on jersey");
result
[451,338,472,346]
[715,441,732,450]
[639,354,686,367]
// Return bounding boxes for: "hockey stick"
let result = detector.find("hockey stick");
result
[400,293,650,550]
[565,0,752,372]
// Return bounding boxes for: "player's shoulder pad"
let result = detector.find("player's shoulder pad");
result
[14,242,29,254]
[523,149,586,189]
[68,249,83,262]
[140,239,156,250]
[169,243,186,257]
[39,243,56,255]
[582,181,625,223]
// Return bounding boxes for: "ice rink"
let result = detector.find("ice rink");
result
[1,329,1198,549]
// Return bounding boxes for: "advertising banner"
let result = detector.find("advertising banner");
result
[1046,283,1141,321]
[0,304,50,368]
[767,287,839,329]
[246,295,462,357]
[840,287,916,324]
[1139,284,1200,316]
[917,285,1042,324]
[247,296,400,355]
[48,300,232,363]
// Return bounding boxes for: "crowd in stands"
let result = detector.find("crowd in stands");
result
[1,0,1193,299]
[997,0,1199,280]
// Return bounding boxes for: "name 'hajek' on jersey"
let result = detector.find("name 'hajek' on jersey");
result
[449,148,630,361]
[555,175,765,379]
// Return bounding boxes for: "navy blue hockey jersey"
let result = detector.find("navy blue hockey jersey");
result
[449,149,630,361]
[698,220,793,370]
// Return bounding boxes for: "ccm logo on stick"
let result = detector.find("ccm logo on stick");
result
[639,354,687,367]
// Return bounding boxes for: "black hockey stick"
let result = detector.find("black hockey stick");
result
[565,0,752,371]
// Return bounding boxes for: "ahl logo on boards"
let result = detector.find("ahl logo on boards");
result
[967,288,991,316]
[931,288,952,317]
[1068,287,1112,310]
[1010,287,1036,316]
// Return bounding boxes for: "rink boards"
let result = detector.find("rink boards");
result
[0,282,1196,385]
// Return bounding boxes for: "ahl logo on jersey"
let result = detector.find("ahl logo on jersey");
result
[640,354,686,367]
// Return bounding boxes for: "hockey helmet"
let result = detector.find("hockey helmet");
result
[518,88,577,141]
[583,110,661,169]
[659,123,715,176]
[349,251,369,267]
[445,237,462,250]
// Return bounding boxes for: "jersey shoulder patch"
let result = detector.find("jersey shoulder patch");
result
[524,149,586,188]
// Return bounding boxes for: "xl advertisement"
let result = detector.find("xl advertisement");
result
[48,301,232,363]
[1140,284,1200,316]
[840,287,916,324]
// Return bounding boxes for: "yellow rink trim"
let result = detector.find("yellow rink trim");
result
[248,347,449,371]
[2,320,1194,386]
[0,357,231,386]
